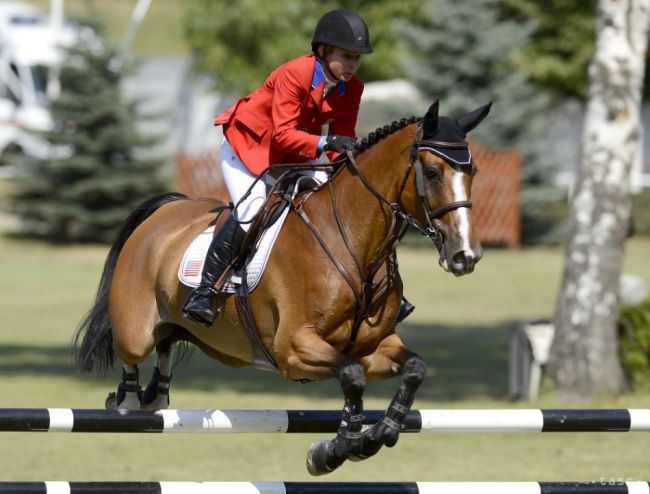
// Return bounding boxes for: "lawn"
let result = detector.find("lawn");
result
[0,235,649,481]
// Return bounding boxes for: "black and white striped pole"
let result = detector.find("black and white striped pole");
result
[0,481,648,494]
[1,408,649,433]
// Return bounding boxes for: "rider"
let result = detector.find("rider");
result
[182,9,414,327]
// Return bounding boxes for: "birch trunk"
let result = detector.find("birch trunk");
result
[549,0,650,399]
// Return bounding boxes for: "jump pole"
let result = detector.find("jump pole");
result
[0,481,648,494]
[1,408,650,433]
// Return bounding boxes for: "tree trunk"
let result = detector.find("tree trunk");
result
[549,0,650,399]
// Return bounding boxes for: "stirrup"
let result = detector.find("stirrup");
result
[397,298,415,323]
[182,286,221,327]
[183,309,216,328]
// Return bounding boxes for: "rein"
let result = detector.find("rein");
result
[292,126,474,354]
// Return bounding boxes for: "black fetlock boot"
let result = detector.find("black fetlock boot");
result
[182,215,246,327]
[397,296,415,323]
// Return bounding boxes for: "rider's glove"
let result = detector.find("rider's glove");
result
[323,135,359,153]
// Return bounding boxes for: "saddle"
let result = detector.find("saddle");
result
[186,165,331,371]
[223,167,327,288]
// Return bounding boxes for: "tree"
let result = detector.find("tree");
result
[549,0,650,399]
[399,0,550,148]
[183,0,422,95]
[501,0,597,98]
[11,33,169,243]
[399,0,560,244]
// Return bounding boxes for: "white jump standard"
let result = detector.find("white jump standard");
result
[1,408,649,433]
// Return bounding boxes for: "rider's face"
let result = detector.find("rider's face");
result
[323,47,362,82]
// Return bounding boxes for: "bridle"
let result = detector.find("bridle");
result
[346,122,473,248]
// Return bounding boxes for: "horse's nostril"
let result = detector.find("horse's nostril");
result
[452,252,472,267]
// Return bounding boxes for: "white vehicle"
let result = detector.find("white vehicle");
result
[0,1,77,176]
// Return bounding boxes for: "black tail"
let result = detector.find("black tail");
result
[72,192,188,374]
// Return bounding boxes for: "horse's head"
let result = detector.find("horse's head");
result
[400,100,491,276]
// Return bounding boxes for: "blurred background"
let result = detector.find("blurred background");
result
[0,0,649,483]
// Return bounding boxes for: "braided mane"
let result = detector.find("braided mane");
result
[357,116,420,153]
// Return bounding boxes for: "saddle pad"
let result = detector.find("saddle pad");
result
[178,207,290,293]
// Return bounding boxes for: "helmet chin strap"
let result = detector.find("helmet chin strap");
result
[315,46,342,82]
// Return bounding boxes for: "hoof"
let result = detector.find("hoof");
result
[306,439,335,476]
[105,392,118,410]
[383,427,399,448]
[141,392,170,411]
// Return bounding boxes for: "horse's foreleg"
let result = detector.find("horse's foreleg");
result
[280,328,364,476]
[141,339,175,410]
[358,335,427,459]
[306,362,366,476]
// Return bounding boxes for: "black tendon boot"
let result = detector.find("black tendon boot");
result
[182,216,247,327]
[397,296,415,323]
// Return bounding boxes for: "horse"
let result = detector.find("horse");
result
[73,99,490,475]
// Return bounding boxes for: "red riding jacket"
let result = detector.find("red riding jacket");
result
[214,54,364,175]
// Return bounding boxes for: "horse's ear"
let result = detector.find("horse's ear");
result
[422,100,440,135]
[458,102,492,134]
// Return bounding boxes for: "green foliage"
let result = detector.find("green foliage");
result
[399,0,564,245]
[183,0,422,95]
[619,298,650,389]
[501,0,596,98]
[520,187,568,245]
[399,0,549,148]
[10,33,169,243]
[631,189,650,237]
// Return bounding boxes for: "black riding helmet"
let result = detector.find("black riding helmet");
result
[311,10,373,54]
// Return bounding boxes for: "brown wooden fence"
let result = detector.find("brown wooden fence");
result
[469,142,522,247]
[175,143,522,247]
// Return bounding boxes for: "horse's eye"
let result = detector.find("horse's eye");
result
[425,166,441,181]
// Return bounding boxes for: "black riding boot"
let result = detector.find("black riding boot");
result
[182,216,246,327]
[397,296,415,323]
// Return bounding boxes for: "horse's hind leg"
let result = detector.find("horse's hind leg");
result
[105,364,143,410]
[141,339,175,410]
[108,308,160,410]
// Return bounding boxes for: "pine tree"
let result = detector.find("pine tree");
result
[11,35,169,243]
[399,0,564,244]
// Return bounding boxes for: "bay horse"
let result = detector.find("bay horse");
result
[73,100,490,475]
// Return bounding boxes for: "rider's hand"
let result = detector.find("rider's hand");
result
[324,135,359,153]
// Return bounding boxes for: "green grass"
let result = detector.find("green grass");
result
[1,235,650,481]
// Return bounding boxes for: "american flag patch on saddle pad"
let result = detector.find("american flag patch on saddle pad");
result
[178,207,290,293]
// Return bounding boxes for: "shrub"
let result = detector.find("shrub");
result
[618,297,650,389]
[630,190,650,237]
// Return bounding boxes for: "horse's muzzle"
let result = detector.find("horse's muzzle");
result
[439,247,482,276]
[450,250,480,276]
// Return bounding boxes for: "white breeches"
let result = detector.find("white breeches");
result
[221,137,328,231]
